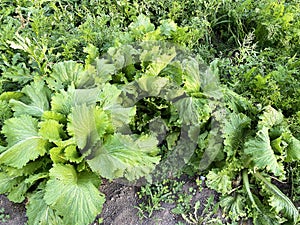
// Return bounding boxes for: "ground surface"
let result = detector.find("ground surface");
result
[0,179,221,225]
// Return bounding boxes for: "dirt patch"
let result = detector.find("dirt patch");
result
[97,180,184,225]
[0,195,26,225]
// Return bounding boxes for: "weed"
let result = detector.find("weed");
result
[0,207,10,223]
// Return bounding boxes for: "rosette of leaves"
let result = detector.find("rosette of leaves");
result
[205,91,300,224]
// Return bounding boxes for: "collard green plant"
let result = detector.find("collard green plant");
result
[0,20,220,223]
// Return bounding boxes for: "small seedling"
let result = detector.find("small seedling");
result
[0,207,10,223]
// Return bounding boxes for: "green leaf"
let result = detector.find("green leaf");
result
[9,80,50,117]
[51,86,75,115]
[99,83,122,109]
[206,169,232,195]
[0,115,47,168]
[0,100,12,124]
[220,195,247,221]
[39,120,64,142]
[254,172,299,223]
[94,107,110,137]
[87,134,160,181]
[99,84,135,132]
[64,145,84,163]
[27,190,63,225]
[258,106,284,129]
[137,76,169,96]
[144,47,176,77]
[49,147,66,164]
[244,127,285,176]
[84,43,99,65]
[223,113,251,156]
[94,58,115,84]
[68,104,99,151]
[0,91,24,101]
[107,44,138,71]
[51,86,99,116]
[73,88,99,106]
[173,96,211,125]
[44,164,105,225]
[286,136,300,162]
[129,14,155,37]
[224,88,254,113]
[0,172,22,194]
[159,19,177,36]
[182,58,201,93]
[47,61,89,90]
[41,111,66,124]
[7,180,28,203]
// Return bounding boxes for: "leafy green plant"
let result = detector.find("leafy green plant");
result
[136,178,192,219]
[181,195,223,225]
[204,94,300,224]
[0,15,219,223]
[0,207,10,223]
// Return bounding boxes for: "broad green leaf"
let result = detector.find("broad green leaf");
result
[47,61,88,90]
[39,120,64,142]
[98,83,122,109]
[108,105,136,133]
[224,88,254,113]
[199,126,223,171]
[44,164,105,225]
[286,136,300,162]
[129,14,155,37]
[173,96,211,125]
[244,127,284,176]
[0,100,12,124]
[7,180,28,203]
[24,173,48,186]
[84,43,99,64]
[107,45,139,71]
[10,80,50,117]
[182,58,201,93]
[0,172,22,194]
[200,67,222,99]
[99,84,135,132]
[0,146,5,154]
[94,107,110,137]
[64,145,84,163]
[254,172,299,223]
[68,104,99,151]
[137,76,169,96]
[42,111,66,124]
[74,88,99,106]
[0,115,47,168]
[51,86,99,116]
[223,113,251,156]
[27,190,63,225]
[51,86,75,115]
[220,195,247,221]
[0,91,24,101]
[144,47,176,77]
[159,19,177,36]
[87,134,160,181]
[49,147,66,164]
[258,106,284,129]
[206,169,232,195]
[6,160,49,177]
[94,58,115,84]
